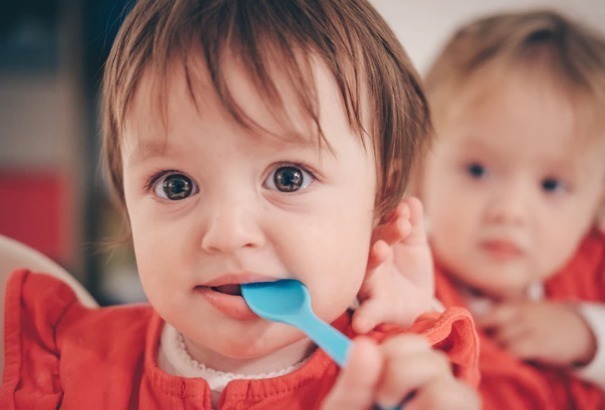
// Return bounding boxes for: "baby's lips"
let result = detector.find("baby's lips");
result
[211,284,242,296]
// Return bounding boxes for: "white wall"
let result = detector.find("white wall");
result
[371,0,605,74]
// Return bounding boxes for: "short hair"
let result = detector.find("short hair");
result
[102,0,431,220]
[425,9,605,134]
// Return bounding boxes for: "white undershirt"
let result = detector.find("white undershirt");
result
[158,323,307,408]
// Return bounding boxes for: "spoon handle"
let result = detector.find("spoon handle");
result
[298,314,403,409]
[295,312,351,367]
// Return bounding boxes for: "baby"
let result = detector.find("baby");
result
[418,9,605,409]
[0,0,479,408]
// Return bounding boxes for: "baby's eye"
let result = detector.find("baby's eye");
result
[465,162,487,179]
[541,177,566,194]
[265,165,314,193]
[152,173,199,200]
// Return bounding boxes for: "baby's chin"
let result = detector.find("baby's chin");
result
[451,263,538,300]
[186,328,315,373]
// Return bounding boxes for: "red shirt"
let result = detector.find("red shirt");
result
[2,270,479,409]
[435,229,605,410]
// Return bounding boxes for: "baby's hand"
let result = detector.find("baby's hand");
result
[353,197,435,334]
[321,335,479,410]
[477,300,597,367]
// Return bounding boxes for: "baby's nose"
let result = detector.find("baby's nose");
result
[200,200,266,254]
[485,182,529,225]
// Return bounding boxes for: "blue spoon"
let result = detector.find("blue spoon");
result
[241,279,403,410]
[241,279,351,367]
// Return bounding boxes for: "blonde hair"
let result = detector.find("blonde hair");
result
[102,0,431,221]
[425,9,605,133]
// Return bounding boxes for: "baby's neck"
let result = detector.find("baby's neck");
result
[180,330,316,376]
[456,280,544,315]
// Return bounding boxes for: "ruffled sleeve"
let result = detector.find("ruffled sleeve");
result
[412,307,481,387]
[1,269,79,408]
[372,306,480,387]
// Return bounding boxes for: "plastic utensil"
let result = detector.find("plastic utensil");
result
[241,279,351,366]
[242,279,404,410]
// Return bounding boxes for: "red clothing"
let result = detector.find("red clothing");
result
[2,270,479,409]
[435,229,605,410]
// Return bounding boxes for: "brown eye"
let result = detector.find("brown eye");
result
[266,165,313,193]
[153,173,197,200]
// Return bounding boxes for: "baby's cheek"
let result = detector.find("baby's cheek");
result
[316,276,362,321]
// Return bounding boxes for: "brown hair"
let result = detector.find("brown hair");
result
[425,9,605,132]
[102,0,430,221]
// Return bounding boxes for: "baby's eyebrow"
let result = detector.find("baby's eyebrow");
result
[268,132,338,160]
[126,139,169,166]
[124,127,335,167]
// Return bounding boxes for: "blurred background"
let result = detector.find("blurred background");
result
[0,0,603,305]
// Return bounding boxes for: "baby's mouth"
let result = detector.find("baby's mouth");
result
[196,282,259,320]
[209,284,242,296]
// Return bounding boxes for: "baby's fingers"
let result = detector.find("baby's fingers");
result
[366,239,392,273]
[321,338,382,410]
[398,197,427,246]
[407,377,479,410]
[352,297,389,334]
[475,303,518,329]
[490,320,528,348]
[373,201,412,246]
[375,335,451,408]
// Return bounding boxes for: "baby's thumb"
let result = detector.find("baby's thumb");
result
[321,338,382,410]
[352,299,387,334]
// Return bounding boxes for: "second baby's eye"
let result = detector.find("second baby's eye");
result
[153,173,198,200]
[541,177,566,194]
[265,165,314,193]
[466,162,487,179]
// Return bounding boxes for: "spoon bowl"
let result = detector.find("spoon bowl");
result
[242,279,307,318]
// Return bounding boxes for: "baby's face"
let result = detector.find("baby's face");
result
[423,70,605,300]
[120,54,377,372]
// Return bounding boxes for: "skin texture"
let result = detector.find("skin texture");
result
[123,55,377,374]
[422,66,605,366]
[121,52,477,408]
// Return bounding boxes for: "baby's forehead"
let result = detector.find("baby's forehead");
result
[124,50,365,152]
[443,66,604,136]
[467,63,605,129]
[122,59,352,162]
